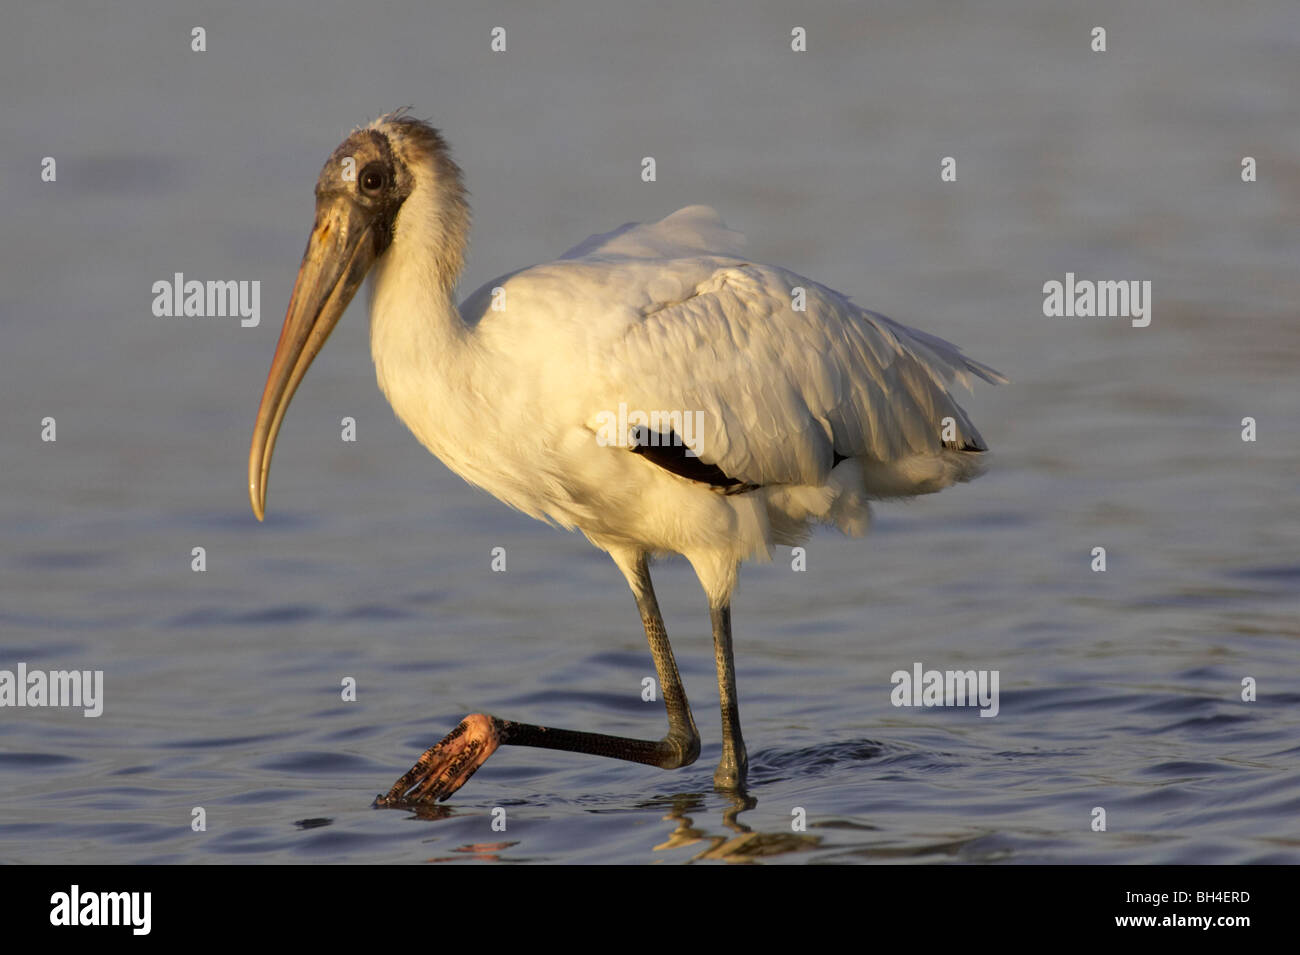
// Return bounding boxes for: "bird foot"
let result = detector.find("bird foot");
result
[375,713,502,807]
[712,759,749,791]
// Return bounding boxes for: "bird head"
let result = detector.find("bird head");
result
[248,111,465,521]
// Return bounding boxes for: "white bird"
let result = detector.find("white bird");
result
[248,110,1006,804]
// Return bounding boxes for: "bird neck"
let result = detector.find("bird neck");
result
[369,165,474,367]
[367,184,489,476]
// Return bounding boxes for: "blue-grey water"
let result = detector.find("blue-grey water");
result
[2,0,1298,864]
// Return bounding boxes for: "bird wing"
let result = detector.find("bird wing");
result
[586,258,1006,490]
[460,206,1004,492]
[559,205,747,261]
[458,207,743,332]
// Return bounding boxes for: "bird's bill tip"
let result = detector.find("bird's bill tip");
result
[249,481,266,522]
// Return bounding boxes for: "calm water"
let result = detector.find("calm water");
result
[2,1,1298,864]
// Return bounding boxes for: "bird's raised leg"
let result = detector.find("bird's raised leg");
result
[710,602,748,789]
[377,554,700,805]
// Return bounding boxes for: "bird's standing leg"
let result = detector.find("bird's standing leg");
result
[710,602,748,789]
[377,554,700,805]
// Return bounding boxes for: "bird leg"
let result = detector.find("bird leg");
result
[710,602,748,789]
[376,556,701,805]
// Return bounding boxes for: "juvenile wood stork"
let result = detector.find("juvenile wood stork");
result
[248,111,1005,804]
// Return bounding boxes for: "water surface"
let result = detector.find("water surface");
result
[1,0,1297,863]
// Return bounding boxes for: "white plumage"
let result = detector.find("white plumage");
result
[251,112,1005,800]
[373,199,1003,605]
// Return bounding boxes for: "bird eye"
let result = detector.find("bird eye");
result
[359,163,387,195]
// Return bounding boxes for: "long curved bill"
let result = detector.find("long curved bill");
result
[248,198,376,520]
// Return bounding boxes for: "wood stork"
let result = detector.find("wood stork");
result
[248,110,1006,805]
